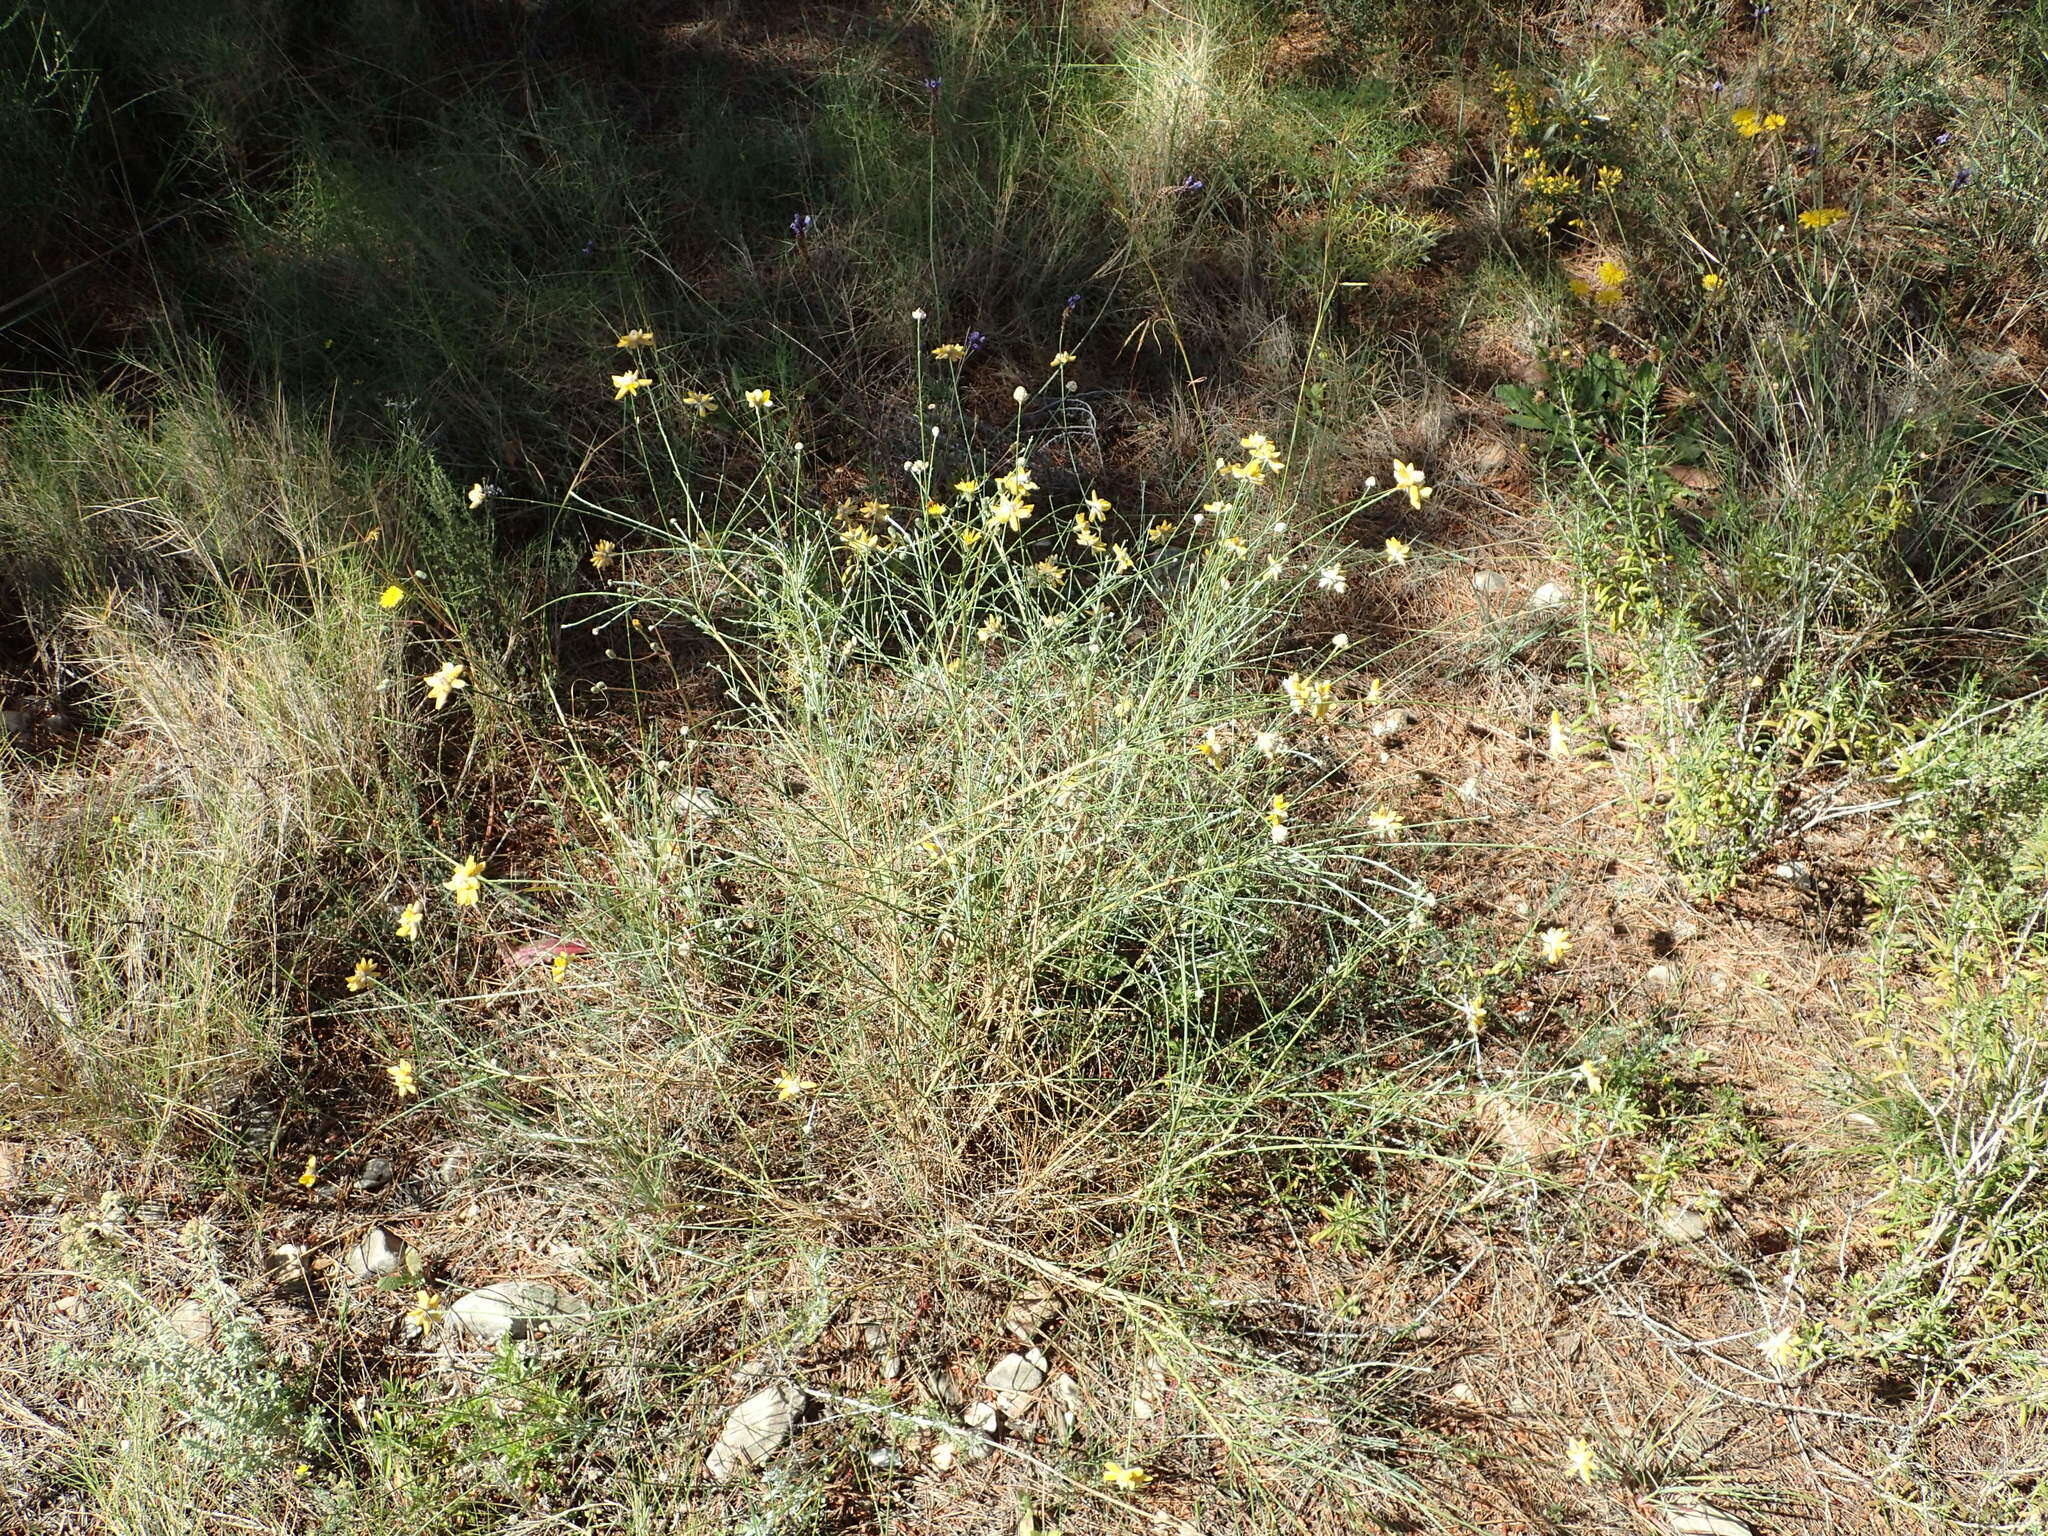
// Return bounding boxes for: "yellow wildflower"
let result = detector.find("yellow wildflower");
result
[297,1156,319,1189]
[1049,350,1078,367]
[841,526,882,557]
[680,389,717,416]
[1392,461,1432,511]
[1538,926,1572,966]
[611,369,652,400]
[1454,993,1487,1035]
[406,1289,445,1333]
[1798,206,1848,230]
[1031,558,1065,587]
[379,584,405,609]
[997,460,1038,496]
[346,957,380,994]
[395,902,423,941]
[1100,1461,1152,1492]
[422,661,468,710]
[744,387,774,410]
[1700,272,1725,291]
[467,482,487,510]
[1240,432,1285,470]
[1197,725,1225,762]
[550,952,572,984]
[443,856,486,908]
[1147,520,1178,544]
[1384,536,1412,564]
[1564,1436,1599,1486]
[930,343,968,362]
[953,477,981,498]
[1111,542,1135,571]
[388,1058,418,1099]
[1280,672,1334,722]
[1578,1057,1607,1093]
[1731,106,1786,137]
[986,496,1031,533]
[1366,807,1403,838]
[590,539,617,572]
[775,1073,818,1102]
[615,327,655,349]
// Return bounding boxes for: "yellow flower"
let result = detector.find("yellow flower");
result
[550,952,572,984]
[1595,164,1623,192]
[1366,807,1403,838]
[976,613,1006,643]
[1221,536,1249,558]
[997,460,1039,496]
[1454,993,1487,1035]
[1700,272,1725,291]
[1798,206,1848,230]
[612,369,652,400]
[379,584,405,609]
[346,957,380,993]
[1196,725,1225,762]
[388,1057,418,1099]
[1578,1057,1607,1093]
[395,902,423,941]
[422,661,468,710]
[1758,1325,1809,1370]
[444,856,486,908]
[986,495,1031,533]
[1384,536,1412,564]
[953,477,981,498]
[1111,542,1135,571]
[1547,710,1572,760]
[406,1289,445,1333]
[1083,493,1111,519]
[1049,350,1078,367]
[590,539,617,572]
[841,526,882,557]
[616,327,656,349]
[1538,926,1572,966]
[1731,106,1785,137]
[931,343,968,362]
[1100,1461,1152,1492]
[744,388,774,410]
[1147,520,1178,544]
[680,389,717,416]
[1564,1436,1599,1486]
[1240,432,1285,470]
[775,1073,818,1102]
[1280,672,1334,722]
[1392,461,1432,511]
[467,482,487,510]
[297,1155,319,1188]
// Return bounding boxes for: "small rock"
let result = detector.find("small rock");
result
[1659,1498,1753,1536]
[1447,1380,1477,1403]
[984,1348,1048,1397]
[1048,1372,1084,1437]
[962,1400,1001,1434]
[705,1382,804,1483]
[1656,1207,1716,1244]
[1644,962,1681,992]
[168,1298,215,1346]
[1528,581,1569,610]
[355,1156,396,1193]
[1472,570,1511,596]
[919,1367,965,1410]
[1773,860,1815,891]
[674,786,722,818]
[1669,916,1701,944]
[1004,1291,1060,1344]
[450,1281,587,1343]
[341,1224,414,1283]
[930,1438,958,1473]
[1371,709,1417,740]
[267,1245,317,1298]
[1455,775,1482,803]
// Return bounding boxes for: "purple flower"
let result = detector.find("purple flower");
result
[966,329,988,354]
[1953,166,1975,188]
[1177,175,1204,192]
[922,77,942,93]
[580,239,597,257]
[1064,293,1082,313]
[1935,131,1952,146]
[790,213,814,238]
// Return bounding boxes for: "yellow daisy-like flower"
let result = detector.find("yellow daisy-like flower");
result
[1538,926,1572,966]
[775,1073,818,1102]
[744,387,774,410]
[1758,1325,1809,1370]
[1031,558,1065,587]
[952,477,981,498]
[931,343,968,362]
[443,856,486,908]
[388,1057,418,1099]
[379,584,406,609]
[1049,350,1078,367]
[1798,206,1848,230]
[1147,520,1178,544]
[1564,1436,1599,1486]
[1111,542,1135,571]
[1731,106,1786,137]
[616,328,655,349]
[590,539,617,572]
[1366,807,1403,838]
[1578,1057,1607,1093]
[406,1289,445,1333]
[549,952,572,984]
[841,526,882,557]
[1100,1461,1152,1492]
[611,369,652,401]
[467,482,488,510]
[422,661,468,710]
[1280,672,1334,722]
[976,613,1006,643]
[985,496,1031,533]
[395,902,423,941]
[680,389,717,417]
[1385,536,1412,564]
[346,957,380,993]
[1392,461,1432,511]
[1700,272,1725,291]
[297,1155,319,1189]
[1240,432,1285,470]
